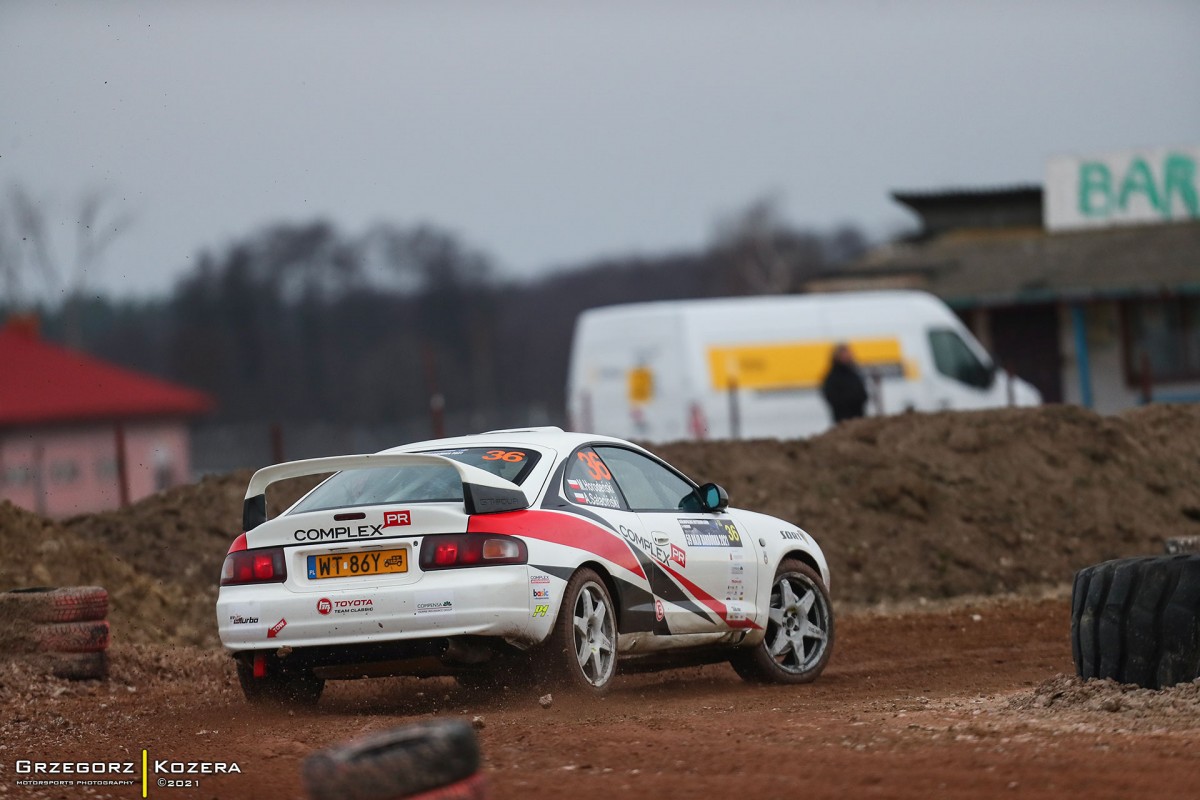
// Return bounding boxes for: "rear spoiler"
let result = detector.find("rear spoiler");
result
[242,453,530,531]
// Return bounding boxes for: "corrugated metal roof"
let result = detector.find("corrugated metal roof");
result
[835,220,1200,307]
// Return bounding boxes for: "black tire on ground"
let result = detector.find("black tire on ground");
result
[730,559,835,684]
[235,656,324,706]
[0,587,108,624]
[301,718,481,800]
[44,651,110,681]
[1071,555,1200,690]
[541,567,618,695]
[34,620,110,654]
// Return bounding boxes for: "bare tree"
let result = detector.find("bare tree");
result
[1,184,132,343]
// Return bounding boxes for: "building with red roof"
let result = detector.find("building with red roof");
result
[0,317,213,516]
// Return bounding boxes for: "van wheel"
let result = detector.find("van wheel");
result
[731,560,834,684]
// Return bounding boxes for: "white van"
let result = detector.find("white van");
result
[566,291,1041,442]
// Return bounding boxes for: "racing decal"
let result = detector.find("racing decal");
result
[656,560,761,631]
[532,604,550,618]
[383,510,411,528]
[267,619,287,639]
[655,599,665,622]
[225,602,261,626]
[531,586,551,603]
[566,477,621,509]
[482,450,526,462]
[577,451,612,480]
[294,525,383,542]
[679,518,743,548]
[530,574,551,584]
[316,597,374,616]
[415,591,455,615]
[780,529,803,541]
[725,561,747,602]
[467,510,646,580]
[670,544,687,568]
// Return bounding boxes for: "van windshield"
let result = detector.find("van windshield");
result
[928,329,994,389]
[289,447,539,513]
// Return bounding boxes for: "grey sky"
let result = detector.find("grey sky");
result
[2,1,1198,300]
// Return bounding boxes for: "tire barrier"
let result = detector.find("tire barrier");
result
[0,586,109,623]
[1072,555,1200,690]
[303,719,486,800]
[0,586,110,681]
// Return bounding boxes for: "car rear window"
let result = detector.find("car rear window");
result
[289,448,539,514]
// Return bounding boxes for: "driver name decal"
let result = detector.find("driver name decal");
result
[679,518,743,548]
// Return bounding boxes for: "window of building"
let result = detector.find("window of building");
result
[1124,297,1200,383]
[49,461,80,484]
[3,465,34,486]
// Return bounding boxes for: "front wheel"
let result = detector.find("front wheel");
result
[731,560,834,684]
[543,568,618,695]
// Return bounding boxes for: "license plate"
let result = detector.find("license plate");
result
[307,549,408,580]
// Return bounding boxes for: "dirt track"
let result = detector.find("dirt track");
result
[3,404,1200,798]
[3,592,1200,799]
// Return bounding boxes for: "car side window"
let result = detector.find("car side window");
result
[928,328,994,389]
[592,446,698,512]
[563,447,627,510]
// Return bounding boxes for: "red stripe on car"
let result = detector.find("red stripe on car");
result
[467,510,646,580]
[658,562,762,630]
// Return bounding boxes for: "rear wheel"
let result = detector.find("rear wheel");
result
[543,568,617,694]
[731,560,834,684]
[236,657,324,706]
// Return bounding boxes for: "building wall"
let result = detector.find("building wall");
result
[1058,301,1200,412]
[0,420,192,517]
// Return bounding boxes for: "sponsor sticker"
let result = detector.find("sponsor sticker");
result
[679,518,743,548]
[780,529,804,541]
[670,543,687,568]
[267,619,287,639]
[532,587,550,600]
[415,591,455,615]
[532,604,549,618]
[655,599,665,622]
[317,597,374,616]
[530,574,551,585]
[383,510,411,528]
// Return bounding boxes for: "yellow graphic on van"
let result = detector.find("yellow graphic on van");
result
[707,339,914,391]
[627,366,654,404]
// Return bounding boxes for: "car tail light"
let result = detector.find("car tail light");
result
[419,534,527,570]
[221,546,287,586]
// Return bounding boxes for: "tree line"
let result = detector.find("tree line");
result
[5,200,866,432]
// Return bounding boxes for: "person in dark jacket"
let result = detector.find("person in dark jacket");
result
[821,343,868,423]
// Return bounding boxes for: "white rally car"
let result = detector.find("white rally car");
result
[216,427,833,702]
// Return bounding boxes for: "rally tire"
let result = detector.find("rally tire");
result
[302,719,481,800]
[35,620,110,654]
[730,560,834,684]
[542,568,618,695]
[236,657,324,706]
[1071,555,1200,689]
[0,587,108,624]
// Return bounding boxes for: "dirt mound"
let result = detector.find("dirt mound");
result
[1014,673,1200,720]
[0,501,182,645]
[657,404,1200,603]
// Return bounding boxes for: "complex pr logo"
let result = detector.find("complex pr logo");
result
[383,510,411,528]
[316,598,332,615]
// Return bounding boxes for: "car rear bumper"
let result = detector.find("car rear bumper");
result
[216,564,536,650]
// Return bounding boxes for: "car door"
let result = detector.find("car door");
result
[592,446,759,634]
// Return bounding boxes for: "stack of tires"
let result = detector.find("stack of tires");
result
[0,587,110,680]
[1071,556,1200,690]
[303,719,486,800]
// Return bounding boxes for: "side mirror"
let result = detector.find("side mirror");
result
[699,482,729,512]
